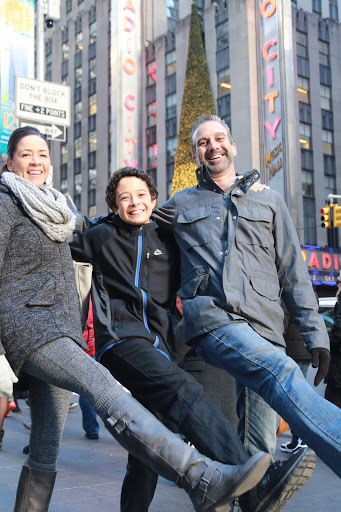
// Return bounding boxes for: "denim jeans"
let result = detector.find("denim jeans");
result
[236,384,278,460]
[79,395,99,436]
[195,322,341,478]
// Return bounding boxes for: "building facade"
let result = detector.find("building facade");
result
[45,0,341,262]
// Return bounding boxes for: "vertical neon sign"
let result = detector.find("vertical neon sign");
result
[260,0,284,190]
[122,0,139,167]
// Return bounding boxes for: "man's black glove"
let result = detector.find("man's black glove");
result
[311,347,330,386]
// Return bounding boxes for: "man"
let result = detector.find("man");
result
[155,114,341,510]
[74,168,305,512]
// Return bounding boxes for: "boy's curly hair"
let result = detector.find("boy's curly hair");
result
[106,167,158,210]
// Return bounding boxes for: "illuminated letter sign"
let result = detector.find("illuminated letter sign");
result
[260,0,284,192]
[110,0,140,170]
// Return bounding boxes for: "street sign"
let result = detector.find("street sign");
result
[15,77,71,127]
[20,121,66,142]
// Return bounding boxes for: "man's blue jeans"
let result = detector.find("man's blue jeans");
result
[195,322,341,478]
[236,384,278,460]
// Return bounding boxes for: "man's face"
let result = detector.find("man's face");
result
[192,120,237,175]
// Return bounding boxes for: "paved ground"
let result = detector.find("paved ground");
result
[1,391,340,511]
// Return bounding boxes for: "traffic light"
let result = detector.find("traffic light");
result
[334,204,341,228]
[321,205,332,228]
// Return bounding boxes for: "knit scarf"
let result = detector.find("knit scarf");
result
[1,172,75,242]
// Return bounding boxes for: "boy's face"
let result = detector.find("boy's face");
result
[114,176,156,225]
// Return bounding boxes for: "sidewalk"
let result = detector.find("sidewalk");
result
[1,397,340,511]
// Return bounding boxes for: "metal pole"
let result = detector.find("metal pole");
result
[36,0,47,81]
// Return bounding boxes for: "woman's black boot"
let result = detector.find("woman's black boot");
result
[105,393,270,512]
[14,465,57,512]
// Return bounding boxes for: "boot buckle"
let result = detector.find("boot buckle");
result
[106,410,132,434]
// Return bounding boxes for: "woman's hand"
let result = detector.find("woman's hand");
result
[0,355,18,397]
[251,182,270,192]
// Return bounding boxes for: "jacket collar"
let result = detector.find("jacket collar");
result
[112,213,157,233]
[195,164,260,195]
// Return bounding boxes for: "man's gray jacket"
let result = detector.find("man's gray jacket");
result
[156,164,329,352]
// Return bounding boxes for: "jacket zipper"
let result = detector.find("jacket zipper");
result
[134,229,170,360]
[135,230,158,342]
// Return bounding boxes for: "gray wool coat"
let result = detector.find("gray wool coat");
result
[0,185,87,375]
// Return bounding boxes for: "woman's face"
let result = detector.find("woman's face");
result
[114,176,156,225]
[7,135,51,188]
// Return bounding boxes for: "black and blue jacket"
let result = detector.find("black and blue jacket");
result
[70,214,179,361]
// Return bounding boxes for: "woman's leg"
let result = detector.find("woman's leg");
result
[13,374,72,512]
[0,397,7,449]
[20,337,270,512]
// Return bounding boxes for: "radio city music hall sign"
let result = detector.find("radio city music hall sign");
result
[260,0,283,181]
[301,245,341,282]
[121,0,139,167]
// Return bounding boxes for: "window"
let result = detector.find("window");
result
[61,143,68,165]
[303,197,316,246]
[165,51,176,76]
[74,174,82,195]
[75,32,83,52]
[166,93,176,120]
[313,0,322,14]
[89,58,96,80]
[89,21,97,45]
[297,76,309,103]
[216,22,229,51]
[166,136,177,162]
[319,41,329,67]
[302,170,314,196]
[147,62,157,86]
[218,69,230,97]
[299,123,311,149]
[147,101,157,127]
[89,130,97,152]
[296,31,308,59]
[329,0,339,21]
[75,67,82,88]
[147,144,158,169]
[325,175,336,198]
[74,137,82,159]
[89,167,96,189]
[320,84,331,110]
[74,101,82,123]
[62,42,69,61]
[88,205,96,217]
[167,0,179,20]
[89,94,97,116]
[61,179,68,195]
[322,129,333,155]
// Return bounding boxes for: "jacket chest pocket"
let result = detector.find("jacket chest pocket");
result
[176,206,212,250]
[236,205,272,248]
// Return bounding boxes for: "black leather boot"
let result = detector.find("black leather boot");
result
[239,448,316,512]
[14,465,57,512]
[0,429,4,450]
[105,393,270,512]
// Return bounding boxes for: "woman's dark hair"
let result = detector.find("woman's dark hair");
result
[106,167,158,210]
[1,126,49,174]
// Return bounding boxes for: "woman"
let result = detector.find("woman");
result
[0,127,269,512]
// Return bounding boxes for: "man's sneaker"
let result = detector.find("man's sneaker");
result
[280,437,307,454]
[239,447,316,512]
[69,402,78,411]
